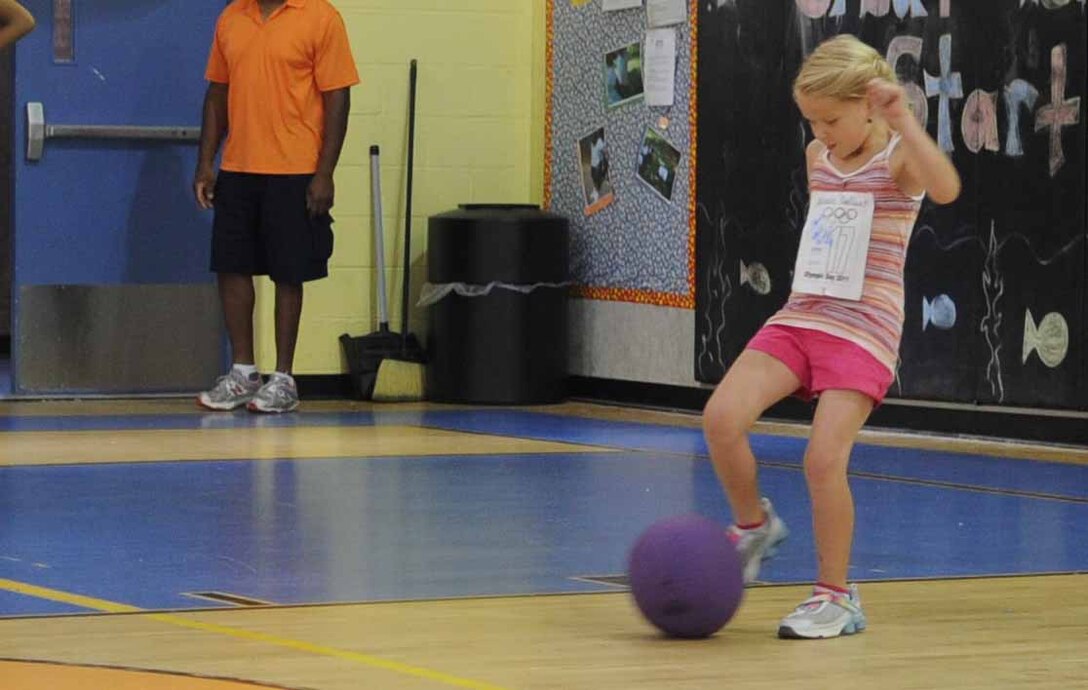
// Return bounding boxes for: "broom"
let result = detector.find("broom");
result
[370,59,426,401]
[337,144,416,399]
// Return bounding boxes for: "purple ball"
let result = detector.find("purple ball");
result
[627,515,745,638]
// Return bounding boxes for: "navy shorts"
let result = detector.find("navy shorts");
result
[210,172,334,284]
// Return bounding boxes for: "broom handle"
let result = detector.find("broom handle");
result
[401,59,417,350]
[370,145,390,330]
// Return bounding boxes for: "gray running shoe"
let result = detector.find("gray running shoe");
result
[247,374,299,414]
[198,369,261,411]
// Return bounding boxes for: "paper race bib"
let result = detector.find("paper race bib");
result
[791,191,875,301]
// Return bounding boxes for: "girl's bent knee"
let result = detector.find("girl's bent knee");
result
[703,399,750,448]
[803,452,849,488]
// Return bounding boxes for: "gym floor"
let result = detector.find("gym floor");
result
[1,400,1085,689]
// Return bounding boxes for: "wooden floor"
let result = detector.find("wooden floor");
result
[1,400,1085,689]
[2,576,1085,689]
[0,425,601,466]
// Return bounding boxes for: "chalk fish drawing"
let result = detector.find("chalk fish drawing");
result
[1022,309,1069,368]
[922,294,957,331]
[739,260,772,295]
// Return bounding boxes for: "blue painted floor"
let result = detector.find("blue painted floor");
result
[0,358,9,398]
[0,588,86,616]
[1,409,1086,617]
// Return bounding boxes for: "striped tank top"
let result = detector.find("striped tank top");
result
[766,135,923,374]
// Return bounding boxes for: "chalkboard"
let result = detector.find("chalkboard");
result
[694,0,1087,411]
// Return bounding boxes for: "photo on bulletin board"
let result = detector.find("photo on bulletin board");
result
[578,126,615,215]
[636,127,681,203]
[604,41,645,109]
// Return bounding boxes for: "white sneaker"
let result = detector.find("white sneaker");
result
[778,584,867,639]
[728,497,789,583]
[247,374,300,414]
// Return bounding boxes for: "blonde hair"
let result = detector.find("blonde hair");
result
[793,34,896,100]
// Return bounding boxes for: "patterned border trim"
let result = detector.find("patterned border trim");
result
[571,283,693,307]
[544,0,555,209]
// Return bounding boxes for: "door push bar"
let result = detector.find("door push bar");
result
[25,102,200,161]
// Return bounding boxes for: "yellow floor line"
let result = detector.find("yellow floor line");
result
[0,578,510,690]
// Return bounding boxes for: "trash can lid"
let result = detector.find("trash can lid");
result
[427,204,569,284]
[459,204,539,210]
[430,204,568,224]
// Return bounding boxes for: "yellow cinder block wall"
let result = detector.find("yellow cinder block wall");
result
[254,0,547,375]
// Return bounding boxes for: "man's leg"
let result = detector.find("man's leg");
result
[199,173,263,411]
[247,174,331,414]
[219,273,256,366]
[274,281,302,374]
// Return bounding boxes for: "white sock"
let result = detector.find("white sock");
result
[272,371,294,382]
[232,363,259,380]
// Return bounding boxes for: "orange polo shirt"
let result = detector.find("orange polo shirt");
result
[205,0,360,174]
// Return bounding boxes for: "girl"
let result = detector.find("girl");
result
[702,34,960,639]
[0,1,33,49]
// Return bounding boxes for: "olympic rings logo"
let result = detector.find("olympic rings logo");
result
[820,206,858,222]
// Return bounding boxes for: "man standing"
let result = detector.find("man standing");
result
[194,0,359,413]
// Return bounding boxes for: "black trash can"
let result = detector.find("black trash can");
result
[425,204,569,404]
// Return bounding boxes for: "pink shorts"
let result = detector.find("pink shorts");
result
[746,324,894,405]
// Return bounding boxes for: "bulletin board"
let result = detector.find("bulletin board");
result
[545,0,697,308]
